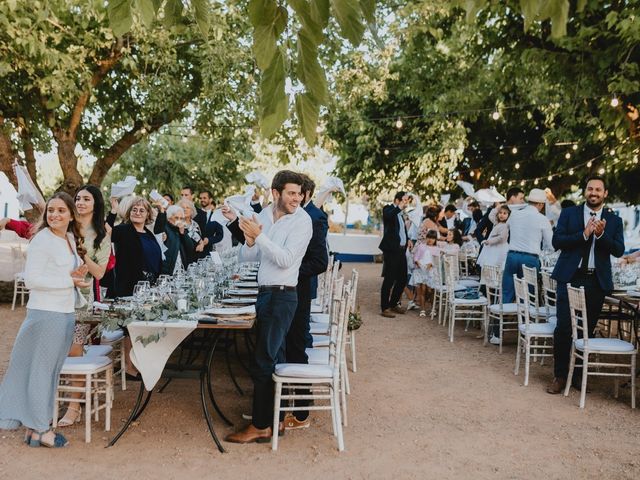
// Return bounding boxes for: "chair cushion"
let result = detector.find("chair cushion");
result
[275,363,334,378]
[459,279,480,287]
[489,303,518,314]
[529,306,552,318]
[452,296,488,305]
[310,324,329,335]
[518,322,555,335]
[101,329,124,343]
[547,316,557,326]
[312,334,329,347]
[575,338,636,353]
[310,304,323,313]
[84,345,113,357]
[62,355,112,373]
[306,348,330,365]
[310,313,330,323]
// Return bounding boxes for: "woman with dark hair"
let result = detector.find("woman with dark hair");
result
[420,205,448,237]
[0,192,90,447]
[56,185,112,427]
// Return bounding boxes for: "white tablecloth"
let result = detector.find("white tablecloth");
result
[128,320,198,391]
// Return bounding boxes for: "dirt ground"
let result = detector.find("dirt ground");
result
[0,262,639,479]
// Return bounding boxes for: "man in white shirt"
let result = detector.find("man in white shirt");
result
[225,170,312,444]
[497,188,554,303]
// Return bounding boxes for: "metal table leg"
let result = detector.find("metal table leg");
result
[224,331,244,396]
[203,332,234,426]
[107,382,151,447]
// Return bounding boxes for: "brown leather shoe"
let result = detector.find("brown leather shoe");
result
[391,305,406,314]
[381,309,396,318]
[546,377,566,394]
[225,424,272,444]
[284,413,311,430]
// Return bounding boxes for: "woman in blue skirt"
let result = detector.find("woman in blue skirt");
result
[0,192,90,447]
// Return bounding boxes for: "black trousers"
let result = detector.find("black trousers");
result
[380,248,408,311]
[284,277,312,421]
[250,289,298,429]
[553,271,606,380]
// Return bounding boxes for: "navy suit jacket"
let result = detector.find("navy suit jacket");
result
[193,208,223,255]
[378,204,407,252]
[300,201,329,280]
[551,204,625,291]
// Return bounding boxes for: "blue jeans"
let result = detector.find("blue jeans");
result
[501,251,541,303]
[250,289,298,429]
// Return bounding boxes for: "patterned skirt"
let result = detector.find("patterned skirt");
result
[0,309,75,432]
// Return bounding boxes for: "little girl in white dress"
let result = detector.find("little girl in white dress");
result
[477,205,511,280]
[410,230,438,317]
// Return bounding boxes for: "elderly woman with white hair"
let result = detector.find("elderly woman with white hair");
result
[154,204,196,274]
[178,197,223,259]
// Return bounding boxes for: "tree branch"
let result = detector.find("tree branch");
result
[68,39,124,138]
[15,117,43,195]
[0,116,18,187]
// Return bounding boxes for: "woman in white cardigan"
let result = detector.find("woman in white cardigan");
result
[0,192,90,448]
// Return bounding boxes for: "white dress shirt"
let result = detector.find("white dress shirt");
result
[491,203,553,255]
[209,208,233,252]
[24,228,80,313]
[580,205,603,269]
[240,205,312,287]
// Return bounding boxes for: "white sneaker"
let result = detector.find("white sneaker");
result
[489,335,501,345]
[419,310,427,317]
[407,300,417,311]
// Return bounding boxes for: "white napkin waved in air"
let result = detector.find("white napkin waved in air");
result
[14,163,44,211]
[110,176,138,198]
[224,185,256,217]
[318,176,346,195]
[245,171,270,189]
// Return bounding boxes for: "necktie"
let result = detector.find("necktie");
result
[580,212,596,270]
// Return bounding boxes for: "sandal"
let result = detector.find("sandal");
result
[23,429,33,445]
[29,430,69,448]
[58,406,82,427]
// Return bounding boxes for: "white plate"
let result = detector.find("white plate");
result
[235,281,258,288]
[228,289,259,296]
[221,297,256,304]
[202,305,255,316]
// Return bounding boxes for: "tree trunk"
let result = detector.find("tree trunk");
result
[56,135,83,194]
[0,119,18,187]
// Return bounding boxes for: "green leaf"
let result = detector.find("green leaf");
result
[253,24,277,70]
[274,5,288,36]
[136,0,155,28]
[310,0,330,28]
[576,0,587,12]
[297,29,328,103]
[248,0,277,27]
[289,0,324,44]
[108,0,133,37]
[192,0,210,36]
[360,0,375,25]
[295,92,319,145]
[520,0,540,32]
[163,0,183,27]
[331,0,365,46]
[260,49,288,137]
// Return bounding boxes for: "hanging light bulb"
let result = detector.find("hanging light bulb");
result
[498,179,503,185]
[634,155,638,164]
[383,148,390,156]
[514,162,520,169]
[490,175,495,181]
[395,118,403,129]
[520,180,525,186]
[569,168,574,175]
[598,167,606,174]
[572,144,578,151]
[508,181,513,186]
[565,153,571,159]
[97,125,103,132]
[547,175,553,181]
[470,171,475,177]
[492,111,500,120]
[609,149,615,156]
[611,96,619,107]
[534,179,539,185]
[511,147,518,154]
[586,161,593,168]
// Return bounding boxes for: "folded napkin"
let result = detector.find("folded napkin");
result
[111,176,138,198]
[93,301,111,311]
[203,305,256,316]
[234,281,259,288]
[228,288,259,296]
[245,171,270,189]
[222,297,257,304]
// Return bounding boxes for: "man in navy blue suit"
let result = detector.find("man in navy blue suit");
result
[547,176,625,394]
[379,191,410,318]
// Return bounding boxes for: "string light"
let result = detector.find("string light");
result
[384,148,390,156]
[520,180,525,186]
[492,111,500,120]
[598,167,606,174]
[586,161,593,168]
[498,179,503,185]
[611,96,619,107]
[395,118,403,129]
[572,144,578,151]
[609,149,615,156]
[515,162,520,169]
[565,153,571,159]
[490,175,495,181]
[511,147,518,154]
[569,168,574,175]
[97,125,103,132]
[508,181,513,186]
[547,175,553,181]
[534,179,539,185]
[470,171,475,177]
[634,155,638,164]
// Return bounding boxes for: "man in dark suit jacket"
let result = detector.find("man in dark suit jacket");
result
[439,204,463,232]
[379,191,410,318]
[283,175,329,429]
[547,176,625,394]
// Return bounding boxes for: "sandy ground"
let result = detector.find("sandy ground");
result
[0,262,639,479]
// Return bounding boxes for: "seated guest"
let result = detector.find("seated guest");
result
[421,205,448,238]
[155,205,196,274]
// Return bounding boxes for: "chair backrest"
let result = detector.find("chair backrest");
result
[11,245,27,274]
[328,281,351,376]
[315,255,334,310]
[483,265,503,306]
[521,265,541,311]
[540,270,557,314]
[349,269,359,313]
[443,255,458,293]
[513,275,532,327]
[567,285,588,348]
[431,253,443,286]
